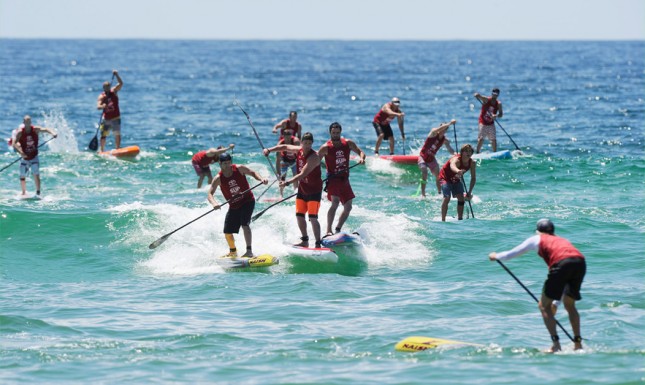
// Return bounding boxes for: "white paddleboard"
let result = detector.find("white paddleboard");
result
[288,245,338,263]
[18,193,42,201]
[321,231,363,247]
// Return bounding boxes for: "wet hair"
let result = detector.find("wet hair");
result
[219,153,232,162]
[536,218,555,235]
[289,111,298,118]
[301,132,314,142]
[492,88,500,95]
[329,122,342,132]
[460,144,474,155]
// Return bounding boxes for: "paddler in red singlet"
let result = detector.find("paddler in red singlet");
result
[191,144,235,188]
[489,219,587,353]
[438,144,477,221]
[263,132,323,248]
[273,127,301,197]
[474,88,503,153]
[417,119,457,197]
[317,122,365,236]
[207,153,268,258]
[372,97,405,155]
[12,115,57,197]
[272,111,302,139]
[97,70,124,152]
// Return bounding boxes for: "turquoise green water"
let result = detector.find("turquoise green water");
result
[1,40,644,384]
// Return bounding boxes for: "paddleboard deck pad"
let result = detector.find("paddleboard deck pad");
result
[321,231,362,247]
[217,254,279,269]
[288,245,338,263]
[395,336,483,352]
[100,145,140,158]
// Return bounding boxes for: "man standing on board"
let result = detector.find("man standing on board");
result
[264,132,323,248]
[418,119,457,197]
[273,127,301,197]
[191,144,235,188]
[97,70,124,152]
[13,115,57,197]
[474,88,503,153]
[372,97,405,155]
[438,144,476,221]
[207,153,268,258]
[273,111,302,139]
[317,122,365,236]
[488,219,586,353]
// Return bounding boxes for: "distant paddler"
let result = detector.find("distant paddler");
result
[12,115,57,197]
[372,97,405,155]
[317,122,365,237]
[272,127,301,197]
[438,144,476,221]
[489,219,586,353]
[417,119,457,197]
[207,153,268,258]
[273,110,302,139]
[264,132,323,248]
[474,88,503,153]
[191,144,235,188]
[97,69,124,152]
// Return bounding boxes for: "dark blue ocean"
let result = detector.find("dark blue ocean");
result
[1,40,644,384]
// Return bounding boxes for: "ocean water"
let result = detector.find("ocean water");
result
[0,40,644,384]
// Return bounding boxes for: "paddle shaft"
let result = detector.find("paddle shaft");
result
[234,99,279,177]
[475,96,521,151]
[496,260,575,342]
[452,123,475,218]
[148,181,265,249]
[252,162,361,222]
[0,136,56,173]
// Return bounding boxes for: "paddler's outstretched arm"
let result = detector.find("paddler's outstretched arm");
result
[237,165,268,185]
[347,139,366,164]
[205,144,235,159]
[263,143,300,156]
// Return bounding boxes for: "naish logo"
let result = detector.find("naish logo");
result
[402,343,435,351]
[250,258,268,264]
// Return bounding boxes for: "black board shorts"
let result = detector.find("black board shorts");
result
[223,199,255,234]
[373,121,394,140]
[543,257,586,301]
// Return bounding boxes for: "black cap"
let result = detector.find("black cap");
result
[536,218,555,235]
[492,88,500,95]
[219,153,232,162]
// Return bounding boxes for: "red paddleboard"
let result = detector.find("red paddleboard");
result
[378,154,418,164]
[100,145,140,158]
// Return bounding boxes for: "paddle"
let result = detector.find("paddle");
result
[252,163,361,222]
[148,181,265,249]
[495,259,575,342]
[0,137,56,173]
[89,73,115,151]
[452,123,475,219]
[475,96,521,152]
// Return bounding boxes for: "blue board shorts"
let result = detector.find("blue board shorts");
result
[19,156,40,178]
[441,180,464,198]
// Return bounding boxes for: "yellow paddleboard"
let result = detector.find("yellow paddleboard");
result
[395,336,483,352]
[217,254,279,269]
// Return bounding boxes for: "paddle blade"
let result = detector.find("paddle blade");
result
[149,234,170,249]
[395,336,481,352]
[89,135,98,151]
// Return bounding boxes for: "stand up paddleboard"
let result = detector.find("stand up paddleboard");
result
[321,231,362,247]
[395,336,483,352]
[288,245,338,263]
[100,145,140,158]
[472,150,511,160]
[17,193,42,201]
[378,154,418,164]
[216,254,279,269]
